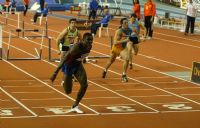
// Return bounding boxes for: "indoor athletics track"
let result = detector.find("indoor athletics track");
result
[0,11,200,128]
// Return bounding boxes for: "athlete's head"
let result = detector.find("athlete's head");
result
[82,33,93,51]
[130,13,137,22]
[120,18,128,29]
[69,18,77,29]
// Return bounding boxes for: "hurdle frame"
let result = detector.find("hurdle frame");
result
[10,20,48,38]
[48,37,60,62]
[6,29,45,60]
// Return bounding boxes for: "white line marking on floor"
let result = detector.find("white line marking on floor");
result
[164,87,200,90]
[90,104,136,107]
[101,83,141,86]
[31,106,71,109]
[147,102,190,105]
[115,89,155,91]
[130,95,172,98]
[84,97,120,100]
[12,91,55,94]
[0,99,10,102]
[0,87,37,116]
[20,98,66,101]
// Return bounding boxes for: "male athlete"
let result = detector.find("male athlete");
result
[50,33,93,114]
[56,18,81,84]
[102,18,132,82]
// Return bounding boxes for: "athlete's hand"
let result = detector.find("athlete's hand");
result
[50,72,57,83]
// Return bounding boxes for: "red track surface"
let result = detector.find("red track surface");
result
[0,11,200,128]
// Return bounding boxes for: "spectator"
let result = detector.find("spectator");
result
[90,9,111,36]
[133,0,140,20]
[144,0,156,39]
[2,0,11,12]
[23,0,29,16]
[39,0,45,11]
[88,0,99,20]
[185,0,198,35]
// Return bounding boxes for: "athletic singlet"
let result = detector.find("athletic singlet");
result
[66,43,89,66]
[128,20,140,37]
[63,27,79,47]
[115,28,132,49]
[112,28,132,54]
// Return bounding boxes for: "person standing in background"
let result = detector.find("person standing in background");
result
[23,0,29,16]
[185,0,198,35]
[133,0,140,20]
[88,0,99,20]
[144,0,156,39]
[39,0,45,11]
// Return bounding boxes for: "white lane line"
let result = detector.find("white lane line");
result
[0,87,37,116]
[0,80,37,82]
[84,97,120,100]
[20,98,66,101]
[115,89,155,91]
[147,102,190,105]
[39,113,100,118]
[101,83,141,86]
[3,59,100,115]
[94,40,192,70]
[0,107,20,110]
[164,87,200,90]
[32,106,71,109]
[42,59,160,112]
[161,110,200,113]
[88,62,200,105]
[72,90,106,93]
[3,85,44,88]
[90,104,136,107]
[100,111,158,115]
[88,80,159,112]
[130,95,172,98]
[149,81,179,84]
[0,99,10,102]
[154,37,200,49]
[0,116,38,119]
[12,91,54,94]
[181,94,200,96]
[91,49,200,87]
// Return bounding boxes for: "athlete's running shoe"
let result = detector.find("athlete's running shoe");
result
[70,106,84,114]
[102,70,107,78]
[122,74,128,82]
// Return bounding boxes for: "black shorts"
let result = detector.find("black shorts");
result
[62,46,70,51]
[129,36,139,44]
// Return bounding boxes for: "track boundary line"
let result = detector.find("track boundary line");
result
[0,87,38,117]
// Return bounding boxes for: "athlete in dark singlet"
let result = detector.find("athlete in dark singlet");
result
[50,33,93,114]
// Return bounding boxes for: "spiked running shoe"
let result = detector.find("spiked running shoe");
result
[122,74,128,82]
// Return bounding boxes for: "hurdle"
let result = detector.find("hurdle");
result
[85,36,113,62]
[0,11,20,28]
[48,37,60,62]
[6,29,45,60]
[20,20,48,38]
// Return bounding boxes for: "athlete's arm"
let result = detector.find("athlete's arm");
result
[50,44,79,83]
[56,28,68,51]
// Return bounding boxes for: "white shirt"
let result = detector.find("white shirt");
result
[186,2,197,17]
